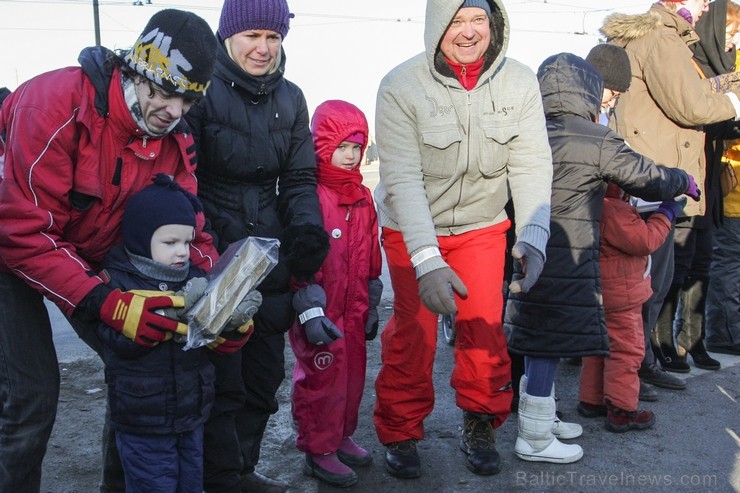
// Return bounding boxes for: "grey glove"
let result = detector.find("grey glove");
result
[223,290,263,333]
[365,278,384,341]
[509,242,545,294]
[418,264,468,315]
[292,284,343,345]
[164,277,208,320]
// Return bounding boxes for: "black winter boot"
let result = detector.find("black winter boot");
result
[651,342,690,373]
[384,440,420,479]
[686,340,721,370]
[460,412,501,475]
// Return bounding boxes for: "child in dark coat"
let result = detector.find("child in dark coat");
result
[98,174,260,492]
[579,184,684,432]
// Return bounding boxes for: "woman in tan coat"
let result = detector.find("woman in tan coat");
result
[601,0,740,393]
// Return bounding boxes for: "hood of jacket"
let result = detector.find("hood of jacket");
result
[537,52,601,122]
[311,100,369,167]
[600,4,698,47]
[213,35,286,98]
[424,0,507,89]
[692,0,736,77]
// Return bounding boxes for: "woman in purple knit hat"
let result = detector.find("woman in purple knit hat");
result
[185,1,330,492]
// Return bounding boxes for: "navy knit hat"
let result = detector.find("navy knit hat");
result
[124,9,217,99]
[122,174,202,258]
[218,0,295,40]
[586,43,632,93]
[461,0,492,17]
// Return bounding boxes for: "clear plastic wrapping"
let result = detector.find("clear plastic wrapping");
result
[184,237,279,349]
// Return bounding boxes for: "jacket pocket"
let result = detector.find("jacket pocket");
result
[477,124,517,178]
[420,126,462,178]
[109,375,168,427]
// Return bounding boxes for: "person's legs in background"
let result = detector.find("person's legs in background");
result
[638,227,687,391]
[675,224,720,369]
[651,222,692,373]
[0,273,60,493]
[705,217,740,355]
[236,330,287,493]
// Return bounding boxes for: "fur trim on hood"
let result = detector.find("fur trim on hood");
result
[599,11,662,43]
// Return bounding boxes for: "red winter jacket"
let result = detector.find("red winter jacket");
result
[0,47,217,316]
[599,184,672,312]
[310,100,382,334]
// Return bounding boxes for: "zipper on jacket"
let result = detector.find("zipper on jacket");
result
[141,136,147,148]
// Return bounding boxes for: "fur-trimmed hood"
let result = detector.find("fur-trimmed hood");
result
[600,5,698,46]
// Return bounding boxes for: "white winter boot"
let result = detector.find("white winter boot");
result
[515,393,583,463]
[520,376,582,439]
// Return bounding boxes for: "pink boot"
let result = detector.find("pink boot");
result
[304,452,358,488]
[338,436,373,466]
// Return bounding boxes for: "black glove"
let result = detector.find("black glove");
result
[281,224,330,281]
[365,278,383,341]
[509,242,545,294]
[418,264,468,315]
[292,284,342,345]
[656,197,687,223]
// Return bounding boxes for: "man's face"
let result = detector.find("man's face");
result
[440,7,490,65]
[134,78,196,134]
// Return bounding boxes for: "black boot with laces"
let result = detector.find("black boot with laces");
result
[459,411,501,475]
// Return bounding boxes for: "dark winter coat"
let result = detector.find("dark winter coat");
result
[97,245,215,436]
[505,53,690,358]
[185,40,323,334]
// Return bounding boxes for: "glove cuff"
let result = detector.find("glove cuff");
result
[299,307,325,324]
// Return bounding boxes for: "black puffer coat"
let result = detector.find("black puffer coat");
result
[185,40,323,334]
[505,53,690,358]
[98,245,214,435]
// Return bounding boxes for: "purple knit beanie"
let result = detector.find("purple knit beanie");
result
[218,0,294,40]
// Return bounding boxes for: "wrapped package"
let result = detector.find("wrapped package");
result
[184,236,279,349]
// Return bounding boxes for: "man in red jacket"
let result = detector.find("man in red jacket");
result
[0,10,219,492]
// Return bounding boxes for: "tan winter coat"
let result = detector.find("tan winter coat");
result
[602,4,740,217]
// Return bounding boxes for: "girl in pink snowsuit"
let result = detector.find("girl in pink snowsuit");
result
[289,99,383,488]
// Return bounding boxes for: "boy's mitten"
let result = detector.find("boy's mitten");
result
[223,290,263,332]
[171,277,208,320]
[365,278,384,341]
[656,197,688,223]
[418,264,467,315]
[292,284,342,345]
[280,224,330,281]
[509,242,545,294]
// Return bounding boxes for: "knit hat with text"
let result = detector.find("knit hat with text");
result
[218,0,295,40]
[124,9,217,99]
[585,43,632,93]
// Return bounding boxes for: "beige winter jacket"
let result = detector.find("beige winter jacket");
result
[602,4,740,216]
